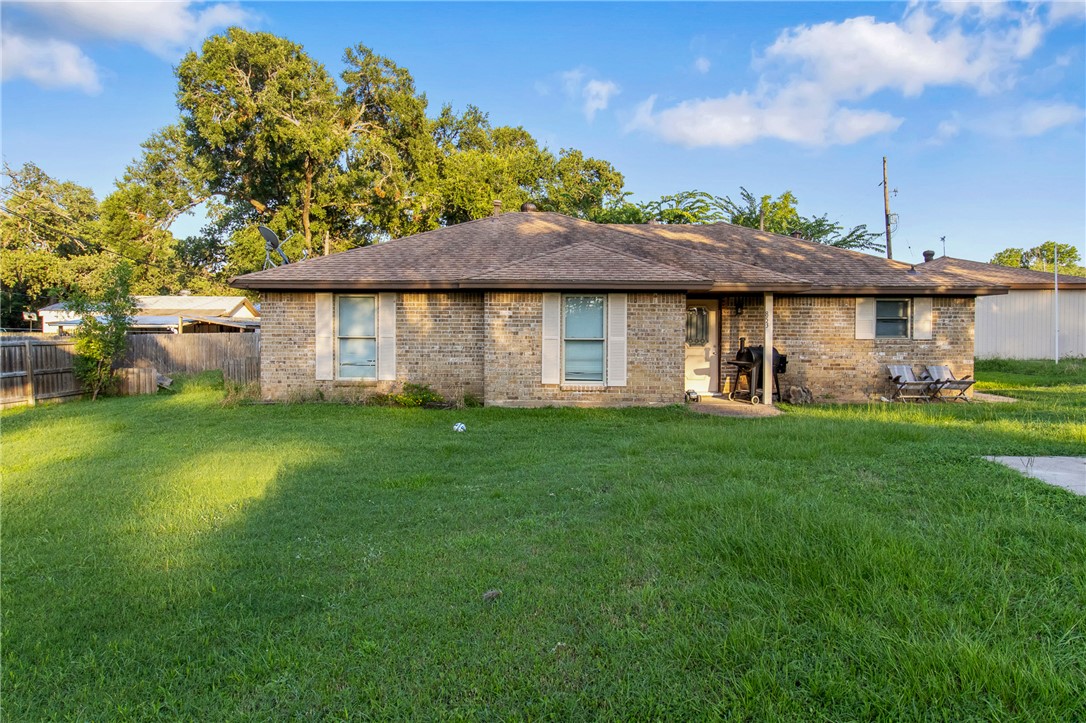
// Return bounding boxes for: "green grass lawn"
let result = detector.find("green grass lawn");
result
[3,366,1085,720]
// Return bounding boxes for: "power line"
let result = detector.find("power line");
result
[1,203,186,276]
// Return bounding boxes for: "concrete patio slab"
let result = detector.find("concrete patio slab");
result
[985,456,1086,496]
[688,395,782,418]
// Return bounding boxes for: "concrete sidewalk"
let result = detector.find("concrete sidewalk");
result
[986,456,1086,496]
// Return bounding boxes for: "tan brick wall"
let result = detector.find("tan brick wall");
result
[259,292,484,402]
[483,292,685,407]
[717,295,974,402]
[261,291,973,406]
[397,293,484,399]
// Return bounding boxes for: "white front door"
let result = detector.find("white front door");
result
[684,300,719,393]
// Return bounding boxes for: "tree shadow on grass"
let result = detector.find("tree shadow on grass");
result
[3,395,1085,719]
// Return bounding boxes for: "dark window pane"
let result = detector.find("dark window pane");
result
[686,306,708,345]
[876,319,909,338]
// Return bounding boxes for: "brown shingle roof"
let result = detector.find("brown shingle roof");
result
[462,241,713,289]
[920,256,1086,289]
[230,211,1004,295]
[611,223,1008,295]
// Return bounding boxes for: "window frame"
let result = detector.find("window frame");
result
[335,294,378,380]
[875,298,911,339]
[562,294,607,384]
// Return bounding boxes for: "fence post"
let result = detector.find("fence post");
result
[23,340,37,407]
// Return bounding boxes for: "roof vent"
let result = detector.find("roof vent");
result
[922,250,935,263]
[790,231,804,239]
[492,199,502,217]
[520,202,538,212]
[178,289,192,296]
[907,265,918,275]
[647,219,661,225]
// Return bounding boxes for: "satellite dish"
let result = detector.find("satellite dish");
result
[258,225,291,269]
[258,225,280,250]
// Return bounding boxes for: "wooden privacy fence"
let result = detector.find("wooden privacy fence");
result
[120,333,260,383]
[1,339,81,408]
[1,333,260,407]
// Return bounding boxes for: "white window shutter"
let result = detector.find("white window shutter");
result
[855,297,875,340]
[541,293,561,384]
[378,292,397,381]
[315,293,334,380]
[607,293,627,387]
[913,297,933,340]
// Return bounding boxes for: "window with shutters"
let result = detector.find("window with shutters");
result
[336,295,377,379]
[563,295,605,382]
[875,299,910,338]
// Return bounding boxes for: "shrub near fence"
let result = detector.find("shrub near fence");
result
[1,333,260,407]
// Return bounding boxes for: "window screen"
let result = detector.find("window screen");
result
[564,295,605,382]
[337,296,377,378]
[875,299,909,339]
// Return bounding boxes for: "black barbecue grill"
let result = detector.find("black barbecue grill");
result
[726,339,787,404]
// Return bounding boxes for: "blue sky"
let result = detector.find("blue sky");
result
[3,1,1084,264]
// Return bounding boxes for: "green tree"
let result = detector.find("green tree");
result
[718,187,799,233]
[990,247,1028,268]
[541,149,625,218]
[177,28,347,256]
[0,163,117,327]
[67,263,138,400]
[640,190,727,225]
[710,187,883,251]
[991,242,1084,276]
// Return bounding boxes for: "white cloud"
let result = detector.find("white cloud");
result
[1046,1,1086,25]
[1011,102,1084,136]
[693,56,711,74]
[559,67,619,121]
[582,79,619,121]
[17,1,253,58]
[1,31,101,93]
[931,103,1083,141]
[934,118,962,143]
[630,2,1062,148]
[763,5,1045,98]
[2,1,254,93]
[561,68,586,97]
[627,90,901,148]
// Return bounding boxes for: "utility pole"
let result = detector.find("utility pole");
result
[882,156,893,260]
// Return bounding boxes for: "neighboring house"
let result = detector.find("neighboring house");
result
[230,210,1006,406]
[919,254,1086,359]
[39,295,260,335]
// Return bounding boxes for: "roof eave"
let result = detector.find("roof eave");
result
[458,279,713,291]
[232,278,718,292]
[798,285,1010,296]
[706,282,812,293]
[229,278,465,291]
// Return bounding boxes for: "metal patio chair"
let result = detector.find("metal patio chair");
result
[925,365,975,402]
[887,364,941,402]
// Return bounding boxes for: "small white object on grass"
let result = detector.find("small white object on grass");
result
[453,422,466,432]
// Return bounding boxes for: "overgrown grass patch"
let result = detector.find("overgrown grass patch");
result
[3,366,1084,719]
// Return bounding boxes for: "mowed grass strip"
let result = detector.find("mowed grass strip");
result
[2,370,1084,720]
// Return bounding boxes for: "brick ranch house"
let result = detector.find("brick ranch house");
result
[230,210,1007,406]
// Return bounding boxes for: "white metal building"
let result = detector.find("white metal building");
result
[921,255,1086,360]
